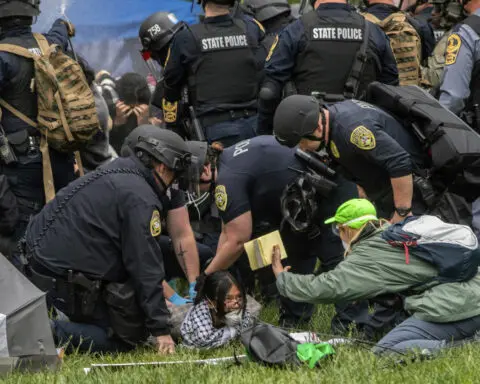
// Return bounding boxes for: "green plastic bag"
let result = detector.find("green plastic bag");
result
[296,343,335,369]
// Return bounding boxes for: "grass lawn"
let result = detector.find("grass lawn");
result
[3,304,480,384]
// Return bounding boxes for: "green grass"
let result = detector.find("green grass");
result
[3,304,480,384]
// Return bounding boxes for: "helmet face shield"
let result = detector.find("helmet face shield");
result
[177,154,202,194]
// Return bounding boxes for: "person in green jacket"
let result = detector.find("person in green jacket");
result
[272,199,480,355]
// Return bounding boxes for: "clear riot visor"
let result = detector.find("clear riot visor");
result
[140,50,163,82]
[177,155,201,195]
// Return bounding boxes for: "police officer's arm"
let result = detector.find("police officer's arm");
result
[348,123,414,217]
[243,16,268,70]
[258,22,304,135]
[439,29,476,115]
[44,19,71,51]
[205,211,253,274]
[162,30,198,129]
[166,206,200,284]
[121,202,171,337]
[368,23,399,85]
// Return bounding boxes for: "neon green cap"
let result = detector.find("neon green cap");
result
[324,199,378,229]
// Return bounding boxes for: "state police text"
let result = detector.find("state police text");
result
[311,27,363,41]
[201,35,249,50]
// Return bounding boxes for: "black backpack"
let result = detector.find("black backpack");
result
[240,323,301,366]
[366,82,480,202]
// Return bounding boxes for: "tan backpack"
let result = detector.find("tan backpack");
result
[0,33,100,202]
[363,12,422,86]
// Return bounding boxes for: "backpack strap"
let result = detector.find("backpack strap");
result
[0,98,38,128]
[39,136,56,203]
[344,19,370,99]
[33,33,52,55]
[362,13,381,25]
[0,43,34,59]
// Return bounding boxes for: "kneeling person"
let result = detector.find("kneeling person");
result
[25,129,194,354]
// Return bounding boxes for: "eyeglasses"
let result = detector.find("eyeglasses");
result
[224,296,243,306]
[331,223,344,236]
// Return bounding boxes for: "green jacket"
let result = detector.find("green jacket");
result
[277,225,480,323]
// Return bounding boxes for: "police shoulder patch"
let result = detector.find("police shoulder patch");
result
[445,33,462,66]
[350,126,376,150]
[150,210,162,237]
[162,99,178,123]
[330,140,340,159]
[215,185,228,212]
[266,35,279,62]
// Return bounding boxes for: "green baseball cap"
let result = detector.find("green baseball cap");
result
[324,199,378,229]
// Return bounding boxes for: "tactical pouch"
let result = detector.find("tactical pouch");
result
[7,130,29,155]
[103,281,148,346]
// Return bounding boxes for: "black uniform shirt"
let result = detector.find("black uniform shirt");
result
[327,100,427,199]
[215,135,306,226]
[26,156,170,336]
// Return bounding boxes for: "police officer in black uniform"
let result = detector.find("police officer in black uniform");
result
[364,0,435,61]
[257,0,400,135]
[241,0,295,39]
[162,0,266,147]
[0,0,75,265]
[273,94,472,225]
[197,136,366,328]
[25,129,195,354]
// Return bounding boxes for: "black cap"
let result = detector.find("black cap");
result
[273,95,320,148]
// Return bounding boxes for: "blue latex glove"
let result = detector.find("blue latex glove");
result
[189,282,197,300]
[168,293,192,306]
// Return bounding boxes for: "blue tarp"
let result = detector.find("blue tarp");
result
[34,0,202,76]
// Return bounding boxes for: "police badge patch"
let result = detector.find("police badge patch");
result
[215,185,228,212]
[162,100,178,123]
[445,33,462,66]
[350,126,376,150]
[330,141,340,159]
[150,210,162,237]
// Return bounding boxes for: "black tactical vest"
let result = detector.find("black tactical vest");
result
[187,19,259,113]
[0,34,39,135]
[463,14,480,125]
[293,10,377,98]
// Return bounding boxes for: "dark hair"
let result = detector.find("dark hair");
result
[195,271,246,325]
[115,72,151,106]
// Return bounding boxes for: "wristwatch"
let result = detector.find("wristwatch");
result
[395,207,412,217]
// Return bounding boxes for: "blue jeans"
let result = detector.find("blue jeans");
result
[373,315,480,355]
[205,115,257,148]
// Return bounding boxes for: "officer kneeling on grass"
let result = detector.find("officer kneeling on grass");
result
[24,129,197,355]
[272,199,480,356]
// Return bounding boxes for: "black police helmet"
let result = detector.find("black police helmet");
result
[134,128,192,174]
[273,95,320,148]
[0,0,40,19]
[241,0,291,23]
[139,12,185,54]
[186,141,208,176]
[121,124,161,157]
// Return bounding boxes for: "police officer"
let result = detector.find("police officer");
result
[25,129,195,354]
[363,0,436,62]
[195,136,367,329]
[241,0,295,37]
[0,1,75,265]
[439,0,480,239]
[121,125,215,303]
[257,0,400,134]
[162,0,266,147]
[273,94,469,225]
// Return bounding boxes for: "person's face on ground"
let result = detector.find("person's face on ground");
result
[224,285,242,312]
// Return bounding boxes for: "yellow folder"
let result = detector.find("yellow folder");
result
[244,230,288,271]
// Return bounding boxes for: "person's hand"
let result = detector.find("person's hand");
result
[114,101,133,126]
[61,20,76,37]
[390,212,413,224]
[271,245,291,278]
[167,292,193,306]
[188,282,197,300]
[156,335,175,355]
[133,104,150,125]
[149,116,163,126]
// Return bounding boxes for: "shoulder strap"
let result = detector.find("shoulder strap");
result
[463,14,480,36]
[362,13,381,25]
[33,33,51,55]
[0,43,34,59]
[344,19,370,99]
